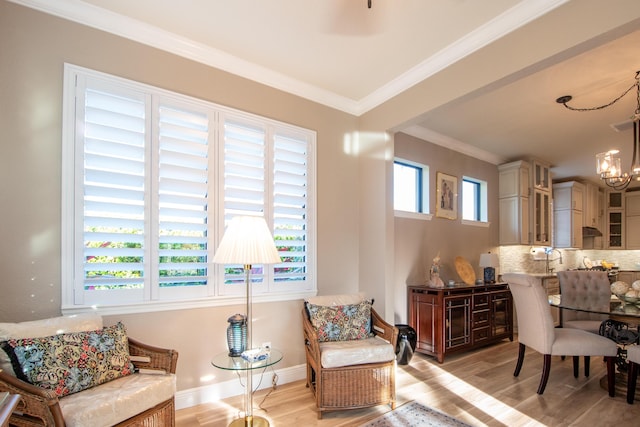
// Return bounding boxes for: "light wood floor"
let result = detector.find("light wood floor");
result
[176,339,640,426]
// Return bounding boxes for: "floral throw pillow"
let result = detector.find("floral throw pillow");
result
[306,300,373,342]
[0,322,134,397]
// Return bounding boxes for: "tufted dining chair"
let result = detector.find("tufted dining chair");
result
[503,273,617,395]
[626,345,640,403]
[557,270,610,334]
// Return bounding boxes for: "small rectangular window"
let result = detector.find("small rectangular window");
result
[462,176,487,222]
[394,160,429,214]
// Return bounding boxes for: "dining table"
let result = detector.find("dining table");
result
[548,293,640,395]
[548,294,640,326]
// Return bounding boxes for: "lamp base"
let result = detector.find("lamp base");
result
[483,267,496,283]
[229,415,270,427]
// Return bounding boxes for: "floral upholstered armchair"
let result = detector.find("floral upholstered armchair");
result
[0,313,178,426]
[302,293,398,419]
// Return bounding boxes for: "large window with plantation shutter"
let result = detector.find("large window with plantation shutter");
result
[61,64,316,313]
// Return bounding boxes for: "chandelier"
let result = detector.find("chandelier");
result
[556,71,640,191]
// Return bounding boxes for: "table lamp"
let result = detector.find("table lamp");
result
[213,216,282,427]
[479,252,499,283]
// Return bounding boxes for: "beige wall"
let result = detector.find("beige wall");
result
[392,133,500,323]
[0,1,360,391]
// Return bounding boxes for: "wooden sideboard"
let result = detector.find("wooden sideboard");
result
[408,283,513,363]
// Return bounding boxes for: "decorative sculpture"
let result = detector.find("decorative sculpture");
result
[428,252,445,288]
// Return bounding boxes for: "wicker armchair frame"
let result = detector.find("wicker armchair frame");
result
[0,337,178,426]
[302,306,398,419]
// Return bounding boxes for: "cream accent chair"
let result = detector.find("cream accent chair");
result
[302,293,398,419]
[626,345,640,403]
[503,273,617,395]
[557,270,610,334]
[0,313,178,426]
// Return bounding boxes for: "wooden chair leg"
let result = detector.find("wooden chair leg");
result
[605,356,615,398]
[628,360,638,404]
[584,355,590,377]
[514,343,526,377]
[572,356,579,378]
[538,354,552,395]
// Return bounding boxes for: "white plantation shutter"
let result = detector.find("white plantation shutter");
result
[273,130,309,286]
[220,117,268,290]
[222,118,266,217]
[63,64,315,311]
[156,103,211,296]
[79,84,148,305]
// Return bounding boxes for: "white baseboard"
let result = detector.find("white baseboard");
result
[175,363,306,410]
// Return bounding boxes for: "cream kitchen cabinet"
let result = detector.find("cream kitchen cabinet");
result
[626,191,640,249]
[553,181,584,248]
[533,189,552,245]
[532,160,552,246]
[499,159,552,246]
[583,183,603,228]
[498,161,530,245]
[582,183,604,249]
[532,160,552,192]
[606,190,625,248]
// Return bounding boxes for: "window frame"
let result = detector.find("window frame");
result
[393,158,431,220]
[461,175,488,224]
[61,64,317,315]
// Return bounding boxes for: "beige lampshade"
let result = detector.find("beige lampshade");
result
[479,253,499,268]
[213,216,282,265]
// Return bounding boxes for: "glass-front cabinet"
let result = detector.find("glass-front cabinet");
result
[533,160,551,192]
[606,190,625,248]
[533,189,551,245]
[444,296,471,350]
[608,211,624,248]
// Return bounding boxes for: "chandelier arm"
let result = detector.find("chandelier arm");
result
[604,174,632,191]
[633,119,640,173]
[558,71,640,190]
[558,82,637,112]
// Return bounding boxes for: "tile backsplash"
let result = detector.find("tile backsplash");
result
[498,246,640,277]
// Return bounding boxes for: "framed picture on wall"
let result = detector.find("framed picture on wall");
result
[436,172,457,220]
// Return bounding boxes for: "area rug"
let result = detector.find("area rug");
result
[360,401,474,427]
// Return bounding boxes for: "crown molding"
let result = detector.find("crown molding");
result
[356,0,569,115]
[401,125,507,166]
[10,0,567,117]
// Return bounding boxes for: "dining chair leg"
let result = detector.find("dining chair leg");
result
[605,356,616,398]
[628,360,638,404]
[537,354,552,394]
[584,355,590,377]
[572,356,579,378]
[514,343,526,377]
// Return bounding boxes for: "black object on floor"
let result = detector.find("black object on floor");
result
[395,324,417,365]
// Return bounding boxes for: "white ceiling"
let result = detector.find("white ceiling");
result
[12,0,640,187]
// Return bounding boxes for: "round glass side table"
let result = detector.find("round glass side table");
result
[211,349,283,427]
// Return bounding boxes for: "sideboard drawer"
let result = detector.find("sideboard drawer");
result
[473,327,490,343]
[473,310,489,328]
[474,294,489,309]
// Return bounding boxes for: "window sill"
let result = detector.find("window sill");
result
[61,290,317,316]
[394,210,433,221]
[461,219,490,228]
